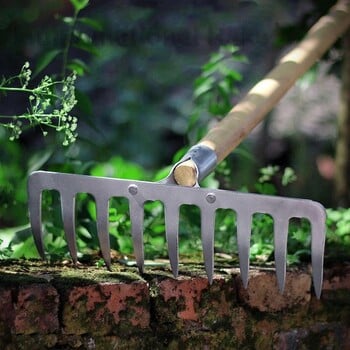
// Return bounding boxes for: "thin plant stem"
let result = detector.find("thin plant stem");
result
[61,9,79,78]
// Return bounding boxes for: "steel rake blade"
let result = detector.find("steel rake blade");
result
[201,208,215,284]
[273,217,289,293]
[28,179,46,260]
[95,196,112,270]
[28,170,326,297]
[129,197,145,273]
[236,211,252,289]
[164,203,179,277]
[60,192,78,264]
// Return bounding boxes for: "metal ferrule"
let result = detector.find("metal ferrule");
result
[178,144,218,183]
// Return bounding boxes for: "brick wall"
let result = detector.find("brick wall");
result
[0,261,349,349]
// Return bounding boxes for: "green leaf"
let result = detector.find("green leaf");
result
[87,200,97,220]
[151,224,165,234]
[208,51,226,65]
[78,17,104,31]
[77,226,92,239]
[67,58,90,76]
[10,235,39,259]
[327,209,342,222]
[148,235,165,247]
[70,0,89,12]
[255,183,277,195]
[259,165,280,183]
[287,254,300,265]
[74,41,99,56]
[33,49,62,77]
[282,167,297,186]
[226,69,243,82]
[223,44,240,54]
[62,16,75,25]
[338,223,350,236]
[194,76,215,99]
[73,30,92,44]
[152,165,172,182]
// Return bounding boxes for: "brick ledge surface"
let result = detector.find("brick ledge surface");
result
[0,260,349,349]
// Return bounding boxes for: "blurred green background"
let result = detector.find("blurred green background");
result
[0,0,349,263]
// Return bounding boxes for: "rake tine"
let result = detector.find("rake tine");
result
[129,198,145,273]
[164,203,179,277]
[60,192,78,265]
[201,206,215,284]
[95,196,111,270]
[273,216,289,293]
[236,211,252,288]
[311,212,326,299]
[28,188,46,259]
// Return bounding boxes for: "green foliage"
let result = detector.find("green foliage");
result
[326,208,350,257]
[188,45,248,143]
[0,63,78,145]
[0,3,348,269]
[0,238,12,258]
[0,0,99,245]
[70,0,89,13]
[194,44,248,117]
[0,0,98,145]
[254,165,297,195]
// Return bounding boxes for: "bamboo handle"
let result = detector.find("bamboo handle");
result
[174,0,350,186]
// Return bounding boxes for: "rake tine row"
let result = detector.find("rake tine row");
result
[28,171,326,297]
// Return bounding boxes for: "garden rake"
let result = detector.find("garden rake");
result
[28,0,350,298]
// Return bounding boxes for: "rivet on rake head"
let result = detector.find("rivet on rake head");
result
[128,184,138,195]
[206,193,216,203]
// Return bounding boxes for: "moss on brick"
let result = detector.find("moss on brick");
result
[0,259,350,348]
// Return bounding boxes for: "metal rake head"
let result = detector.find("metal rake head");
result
[28,170,326,298]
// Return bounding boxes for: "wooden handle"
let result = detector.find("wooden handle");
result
[173,159,198,187]
[174,0,350,186]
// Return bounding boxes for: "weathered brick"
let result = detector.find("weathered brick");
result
[230,307,248,344]
[155,275,236,328]
[1,260,350,348]
[14,284,59,334]
[62,282,150,335]
[323,263,350,291]
[158,277,209,321]
[237,270,311,312]
[273,323,350,350]
[10,334,58,350]
[0,288,14,335]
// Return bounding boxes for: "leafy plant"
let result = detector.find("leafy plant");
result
[1,34,348,269]
[326,208,350,257]
[255,165,297,195]
[0,0,100,254]
[188,44,248,143]
[193,44,248,117]
[0,238,12,258]
[0,0,99,145]
[0,63,77,145]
